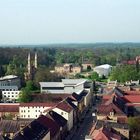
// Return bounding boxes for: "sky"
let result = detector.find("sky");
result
[0,0,140,44]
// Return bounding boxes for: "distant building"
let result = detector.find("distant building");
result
[94,64,112,77]
[0,75,21,101]
[0,75,21,89]
[82,63,93,71]
[40,79,91,94]
[2,90,20,101]
[55,63,82,76]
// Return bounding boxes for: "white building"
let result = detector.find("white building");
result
[2,90,20,101]
[0,75,21,101]
[0,75,21,89]
[19,103,56,119]
[40,79,88,94]
[52,101,74,131]
[94,64,112,77]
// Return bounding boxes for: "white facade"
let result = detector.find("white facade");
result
[19,104,54,119]
[2,90,20,100]
[40,79,87,94]
[53,107,73,131]
[94,64,112,77]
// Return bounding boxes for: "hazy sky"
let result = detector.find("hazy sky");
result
[0,0,140,44]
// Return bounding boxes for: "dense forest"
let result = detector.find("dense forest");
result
[1,43,140,79]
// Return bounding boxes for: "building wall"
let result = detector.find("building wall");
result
[2,90,20,100]
[42,131,50,140]
[53,108,73,131]
[94,67,111,77]
[84,89,92,107]
[72,67,82,74]
[0,77,21,89]
[19,106,51,119]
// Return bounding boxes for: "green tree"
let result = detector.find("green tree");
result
[89,72,99,81]
[18,88,32,103]
[110,65,140,83]
[128,117,140,140]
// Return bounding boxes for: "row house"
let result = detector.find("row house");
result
[86,120,129,140]
[114,87,140,116]
[46,111,67,140]
[13,114,65,140]
[19,103,57,119]
[52,100,74,131]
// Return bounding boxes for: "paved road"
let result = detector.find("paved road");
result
[71,108,96,140]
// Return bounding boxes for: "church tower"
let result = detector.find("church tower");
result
[28,53,31,75]
[34,52,38,69]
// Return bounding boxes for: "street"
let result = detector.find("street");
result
[71,107,96,140]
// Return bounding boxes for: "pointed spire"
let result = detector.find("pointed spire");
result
[34,52,37,69]
[28,53,31,74]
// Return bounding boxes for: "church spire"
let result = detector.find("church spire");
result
[28,53,31,74]
[34,52,37,69]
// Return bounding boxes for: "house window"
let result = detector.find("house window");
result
[28,115,30,118]
[61,112,64,115]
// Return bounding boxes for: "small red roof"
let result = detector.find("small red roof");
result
[56,101,73,113]
[98,103,126,116]
[123,95,140,103]
[20,103,57,107]
[124,91,140,95]
[90,126,121,140]
[0,104,19,112]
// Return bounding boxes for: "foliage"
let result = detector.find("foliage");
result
[110,65,140,83]
[88,72,99,81]
[34,67,63,87]
[18,88,32,103]
[128,117,140,140]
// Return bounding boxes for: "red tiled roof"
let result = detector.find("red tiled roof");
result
[0,105,19,112]
[20,103,57,107]
[122,60,136,65]
[124,91,140,95]
[31,93,70,103]
[123,95,140,103]
[102,95,112,100]
[56,101,73,113]
[90,127,121,140]
[98,103,126,116]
